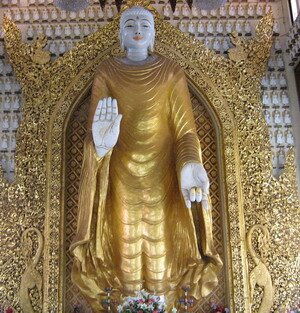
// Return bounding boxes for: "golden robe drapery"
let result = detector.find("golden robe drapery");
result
[70,55,222,311]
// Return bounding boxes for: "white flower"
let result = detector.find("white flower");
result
[148,304,154,310]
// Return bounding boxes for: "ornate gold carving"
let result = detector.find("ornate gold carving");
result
[19,228,43,313]
[228,31,249,63]
[0,7,299,313]
[247,225,274,313]
[31,34,51,65]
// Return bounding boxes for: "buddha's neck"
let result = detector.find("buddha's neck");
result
[126,48,149,62]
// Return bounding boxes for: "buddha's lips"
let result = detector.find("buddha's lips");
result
[133,36,143,40]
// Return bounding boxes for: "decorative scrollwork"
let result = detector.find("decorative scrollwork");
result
[228,31,249,63]
[30,34,51,65]
[247,225,274,313]
[19,228,43,313]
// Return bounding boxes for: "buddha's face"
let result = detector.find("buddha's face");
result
[120,9,155,51]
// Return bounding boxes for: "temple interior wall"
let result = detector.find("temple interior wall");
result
[0,1,299,312]
[0,0,299,188]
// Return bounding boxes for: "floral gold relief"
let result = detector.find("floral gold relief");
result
[1,4,299,312]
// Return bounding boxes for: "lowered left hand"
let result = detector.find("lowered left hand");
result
[180,162,210,210]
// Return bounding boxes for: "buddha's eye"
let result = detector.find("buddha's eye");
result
[142,24,149,28]
[125,24,134,28]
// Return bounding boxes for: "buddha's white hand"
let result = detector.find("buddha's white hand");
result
[92,97,122,157]
[180,162,210,211]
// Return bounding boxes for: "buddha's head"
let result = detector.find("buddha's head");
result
[119,6,155,52]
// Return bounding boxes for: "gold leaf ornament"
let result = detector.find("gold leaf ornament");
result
[228,31,249,63]
[31,34,51,65]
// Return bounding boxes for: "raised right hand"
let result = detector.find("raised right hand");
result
[92,97,122,157]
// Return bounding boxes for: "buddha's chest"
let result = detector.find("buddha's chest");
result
[108,74,171,116]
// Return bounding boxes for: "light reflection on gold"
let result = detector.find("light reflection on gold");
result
[70,56,222,311]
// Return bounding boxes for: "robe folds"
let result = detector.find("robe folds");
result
[70,55,222,311]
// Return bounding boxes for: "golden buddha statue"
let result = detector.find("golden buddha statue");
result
[70,5,222,311]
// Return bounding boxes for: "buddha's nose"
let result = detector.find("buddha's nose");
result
[135,24,141,34]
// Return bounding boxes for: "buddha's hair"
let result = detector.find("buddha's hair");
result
[120,6,154,30]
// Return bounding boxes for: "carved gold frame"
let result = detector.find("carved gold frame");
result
[1,6,299,313]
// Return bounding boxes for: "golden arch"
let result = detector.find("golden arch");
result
[45,40,241,312]
[60,74,232,311]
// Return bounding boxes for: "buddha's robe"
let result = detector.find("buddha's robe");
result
[70,55,222,311]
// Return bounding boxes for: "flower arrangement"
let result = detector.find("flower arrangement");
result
[0,306,13,313]
[286,304,300,313]
[275,303,300,313]
[117,290,165,313]
[289,303,300,313]
[210,301,230,313]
